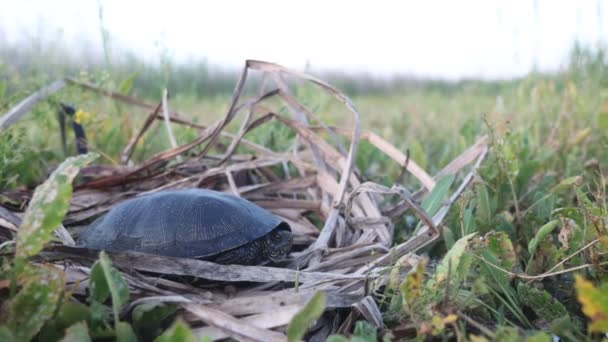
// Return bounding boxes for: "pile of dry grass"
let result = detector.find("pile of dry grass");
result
[0,60,488,341]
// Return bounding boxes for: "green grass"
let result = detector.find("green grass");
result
[1,42,608,340]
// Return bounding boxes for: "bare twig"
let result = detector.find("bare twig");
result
[0,79,66,129]
[161,88,180,161]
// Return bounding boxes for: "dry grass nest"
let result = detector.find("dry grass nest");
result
[0,60,488,341]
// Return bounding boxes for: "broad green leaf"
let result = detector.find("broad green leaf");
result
[16,153,98,259]
[428,233,476,289]
[516,283,569,323]
[421,175,455,217]
[599,110,608,130]
[287,291,326,342]
[549,316,584,339]
[493,326,524,342]
[478,247,511,289]
[549,176,581,194]
[133,302,177,340]
[56,302,92,328]
[118,72,137,95]
[87,301,114,339]
[485,232,516,270]
[575,187,594,210]
[443,226,456,250]
[408,139,427,170]
[155,319,201,342]
[4,266,65,341]
[116,322,137,342]
[462,204,476,235]
[351,320,377,342]
[39,301,92,341]
[574,275,608,333]
[60,322,91,342]
[552,207,584,228]
[0,326,15,342]
[525,238,561,276]
[98,251,130,322]
[515,160,539,194]
[326,335,349,342]
[475,183,492,225]
[90,261,111,303]
[524,331,552,342]
[459,118,478,141]
[528,219,560,256]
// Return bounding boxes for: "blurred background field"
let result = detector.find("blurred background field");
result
[1,38,606,191]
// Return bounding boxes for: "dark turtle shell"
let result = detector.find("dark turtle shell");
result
[77,188,290,259]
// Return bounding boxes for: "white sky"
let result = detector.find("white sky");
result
[0,0,606,80]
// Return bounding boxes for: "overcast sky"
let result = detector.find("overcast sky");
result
[0,0,606,80]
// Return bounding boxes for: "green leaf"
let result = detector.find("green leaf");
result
[116,322,137,342]
[478,248,511,290]
[133,302,177,340]
[60,322,91,342]
[0,326,15,342]
[351,320,377,342]
[98,251,130,322]
[326,336,349,342]
[287,292,326,342]
[552,207,584,228]
[16,153,98,259]
[485,232,516,270]
[575,187,594,209]
[40,301,93,341]
[56,302,92,328]
[87,301,113,339]
[515,160,539,194]
[118,72,137,95]
[462,204,476,235]
[476,183,492,225]
[421,175,455,217]
[599,110,608,130]
[524,331,552,342]
[408,139,428,170]
[549,176,581,194]
[0,82,6,100]
[493,326,523,342]
[528,219,560,256]
[428,233,476,289]
[90,261,110,303]
[516,283,569,323]
[443,226,456,250]
[155,319,200,342]
[4,266,65,341]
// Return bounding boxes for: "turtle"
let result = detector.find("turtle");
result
[77,188,293,265]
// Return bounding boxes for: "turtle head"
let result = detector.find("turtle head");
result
[266,225,293,263]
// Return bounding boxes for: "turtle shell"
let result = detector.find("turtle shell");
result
[77,188,290,258]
